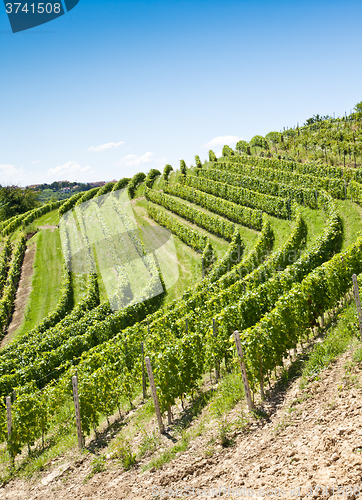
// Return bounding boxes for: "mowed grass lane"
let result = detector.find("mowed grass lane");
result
[15,228,64,339]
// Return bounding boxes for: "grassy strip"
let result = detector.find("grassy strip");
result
[300,300,359,388]
[15,229,63,338]
[336,200,362,251]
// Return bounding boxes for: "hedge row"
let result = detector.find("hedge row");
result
[145,188,235,241]
[2,201,64,236]
[225,154,362,183]
[147,202,208,252]
[75,187,101,207]
[0,234,26,335]
[59,192,85,217]
[112,177,131,192]
[95,182,116,197]
[212,162,346,200]
[0,273,100,379]
[128,172,146,199]
[0,238,12,298]
[199,167,319,209]
[184,175,290,219]
[163,182,263,230]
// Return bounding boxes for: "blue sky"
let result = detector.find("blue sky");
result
[0,0,361,186]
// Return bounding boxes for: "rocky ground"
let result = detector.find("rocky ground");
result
[1,348,362,500]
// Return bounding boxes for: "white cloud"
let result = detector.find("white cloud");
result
[31,160,40,165]
[0,164,24,185]
[88,141,125,152]
[48,161,93,181]
[204,135,241,149]
[116,151,153,167]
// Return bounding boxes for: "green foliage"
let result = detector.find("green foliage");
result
[145,187,236,241]
[163,181,263,230]
[59,191,85,217]
[180,159,187,176]
[85,455,106,480]
[75,187,101,206]
[185,174,291,218]
[0,234,26,336]
[112,177,130,192]
[235,140,250,154]
[3,139,362,463]
[114,440,136,470]
[265,131,282,145]
[146,202,208,252]
[2,200,64,236]
[202,239,216,275]
[215,158,345,199]
[95,182,116,197]
[199,167,320,209]
[222,145,234,157]
[195,155,202,168]
[209,150,217,162]
[7,381,50,457]
[163,164,173,181]
[304,114,330,126]
[354,101,362,119]
[250,135,267,149]
[137,429,161,458]
[145,169,161,188]
[128,172,146,199]
[0,186,40,222]
[0,238,12,297]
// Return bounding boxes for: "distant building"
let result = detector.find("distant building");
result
[89,181,106,187]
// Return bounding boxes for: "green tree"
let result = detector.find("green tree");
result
[209,150,217,162]
[354,101,362,119]
[250,135,267,150]
[235,140,249,154]
[195,155,202,168]
[163,164,173,181]
[0,186,40,222]
[222,145,234,157]
[180,159,187,176]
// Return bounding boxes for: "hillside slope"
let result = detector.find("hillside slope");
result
[1,342,362,499]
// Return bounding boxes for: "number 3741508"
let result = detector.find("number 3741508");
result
[5,3,61,14]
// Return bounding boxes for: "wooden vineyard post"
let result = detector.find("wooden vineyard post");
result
[145,357,165,434]
[141,342,146,400]
[213,318,219,382]
[6,396,12,438]
[320,313,325,328]
[352,274,362,338]
[167,405,172,425]
[72,376,84,451]
[233,331,254,413]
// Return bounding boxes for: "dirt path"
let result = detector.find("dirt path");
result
[0,238,37,348]
[37,225,58,232]
[1,349,362,499]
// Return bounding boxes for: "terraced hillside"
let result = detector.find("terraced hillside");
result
[1,112,362,496]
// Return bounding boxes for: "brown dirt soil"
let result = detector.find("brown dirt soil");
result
[2,350,362,500]
[0,239,36,348]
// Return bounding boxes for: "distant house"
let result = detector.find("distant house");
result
[89,181,106,187]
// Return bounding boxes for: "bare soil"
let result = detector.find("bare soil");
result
[1,349,362,500]
[1,238,37,348]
